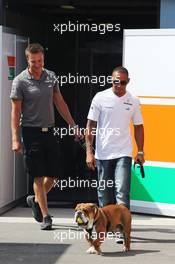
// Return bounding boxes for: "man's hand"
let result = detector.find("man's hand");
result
[85,119,97,170]
[73,125,84,141]
[134,153,145,164]
[86,152,96,170]
[12,140,22,153]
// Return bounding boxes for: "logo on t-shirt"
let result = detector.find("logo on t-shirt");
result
[45,76,54,83]
[124,102,132,106]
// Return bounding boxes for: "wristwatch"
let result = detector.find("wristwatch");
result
[138,151,144,155]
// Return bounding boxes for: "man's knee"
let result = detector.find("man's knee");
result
[34,176,44,187]
[45,176,57,184]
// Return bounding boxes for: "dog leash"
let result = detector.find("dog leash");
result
[76,138,95,152]
[134,159,145,178]
[77,138,145,178]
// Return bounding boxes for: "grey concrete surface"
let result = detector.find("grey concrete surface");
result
[0,207,175,264]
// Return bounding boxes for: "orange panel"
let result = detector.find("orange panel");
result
[131,104,175,162]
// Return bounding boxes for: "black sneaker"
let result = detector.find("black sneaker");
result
[115,232,124,244]
[26,195,43,223]
[41,215,52,230]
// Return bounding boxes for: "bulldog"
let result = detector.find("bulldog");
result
[75,203,131,255]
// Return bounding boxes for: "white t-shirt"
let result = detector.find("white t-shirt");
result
[87,88,143,160]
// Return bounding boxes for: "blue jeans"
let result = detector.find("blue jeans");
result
[96,157,132,209]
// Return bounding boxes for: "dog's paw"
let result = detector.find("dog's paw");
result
[86,246,100,255]
[123,246,130,252]
[86,246,97,254]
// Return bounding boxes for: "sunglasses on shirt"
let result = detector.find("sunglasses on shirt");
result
[113,79,128,86]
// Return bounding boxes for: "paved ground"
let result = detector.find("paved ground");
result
[0,207,175,264]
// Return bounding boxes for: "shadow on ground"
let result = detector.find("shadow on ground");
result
[0,243,70,264]
[102,249,160,257]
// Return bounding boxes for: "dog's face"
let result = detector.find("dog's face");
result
[75,203,98,230]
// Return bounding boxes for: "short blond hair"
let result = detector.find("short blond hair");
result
[25,43,44,59]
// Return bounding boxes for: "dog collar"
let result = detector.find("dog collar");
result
[86,208,110,236]
[85,207,99,235]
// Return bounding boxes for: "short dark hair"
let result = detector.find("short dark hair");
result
[112,66,129,76]
[25,43,44,58]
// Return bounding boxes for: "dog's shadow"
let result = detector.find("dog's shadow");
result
[102,249,160,257]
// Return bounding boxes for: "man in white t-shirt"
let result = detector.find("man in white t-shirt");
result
[85,66,144,242]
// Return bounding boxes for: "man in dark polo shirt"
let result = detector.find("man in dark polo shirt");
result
[10,43,80,230]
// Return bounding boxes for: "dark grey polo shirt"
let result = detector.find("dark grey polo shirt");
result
[10,68,59,127]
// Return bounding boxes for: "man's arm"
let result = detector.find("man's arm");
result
[134,124,145,163]
[85,119,97,170]
[53,90,76,127]
[11,100,22,153]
